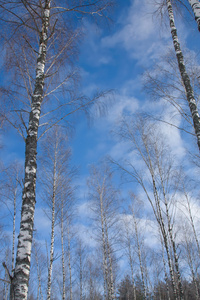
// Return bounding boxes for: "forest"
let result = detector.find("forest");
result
[0,0,200,299]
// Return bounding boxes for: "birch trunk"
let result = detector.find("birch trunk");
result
[12,184,17,276]
[78,245,83,300]
[104,214,115,300]
[124,226,137,300]
[144,138,178,300]
[67,219,73,300]
[61,202,66,300]
[99,190,110,300]
[188,0,200,31]
[47,145,57,300]
[166,0,200,151]
[157,153,184,299]
[160,229,171,300]
[142,139,178,299]
[185,235,199,300]
[184,192,200,257]
[131,208,147,300]
[10,2,51,299]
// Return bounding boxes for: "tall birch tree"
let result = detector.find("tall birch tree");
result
[112,117,184,299]
[187,0,200,31]
[165,0,200,151]
[0,1,115,298]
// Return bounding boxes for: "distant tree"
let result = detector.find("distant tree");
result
[117,275,135,300]
[84,255,104,300]
[120,217,137,300]
[88,164,120,300]
[117,275,145,300]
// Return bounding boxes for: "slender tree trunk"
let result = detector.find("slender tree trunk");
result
[46,191,56,299]
[157,157,184,300]
[184,235,199,300]
[47,144,57,300]
[61,202,66,300]
[79,246,83,300]
[104,214,115,300]
[10,2,51,299]
[99,189,110,300]
[144,143,178,300]
[160,229,171,300]
[132,209,147,300]
[125,230,137,300]
[188,0,200,31]
[32,242,43,300]
[184,192,200,257]
[166,0,200,151]
[12,185,17,276]
[67,219,73,300]
[141,140,177,299]
[3,251,9,300]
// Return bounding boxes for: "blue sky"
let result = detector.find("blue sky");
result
[1,0,200,285]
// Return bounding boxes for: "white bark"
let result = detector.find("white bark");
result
[157,148,184,300]
[11,2,51,299]
[160,229,171,300]
[47,143,57,300]
[166,0,200,152]
[61,202,66,300]
[184,192,200,257]
[67,219,73,300]
[188,0,200,31]
[12,179,18,277]
[184,234,199,299]
[104,214,115,300]
[131,208,147,300]
[99,189,110,300]
[116,120,179,299]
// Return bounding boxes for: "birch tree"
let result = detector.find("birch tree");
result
[39,127,75,300]
[166,0,200,151]
[88,165,120,300]
[1,163,22,279]
[0,1,115,298]
[187,0,200,31]
[112,116,184,299]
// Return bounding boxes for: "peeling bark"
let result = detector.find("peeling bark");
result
[166,0,200,152]
[61,202,66,300]
[10,2,51,299]
[188,0,200,31]
[47,141,57,300]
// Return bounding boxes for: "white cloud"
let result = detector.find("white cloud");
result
[102,0,189,67]
[77,200,95,220]
[102,0,170,63]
